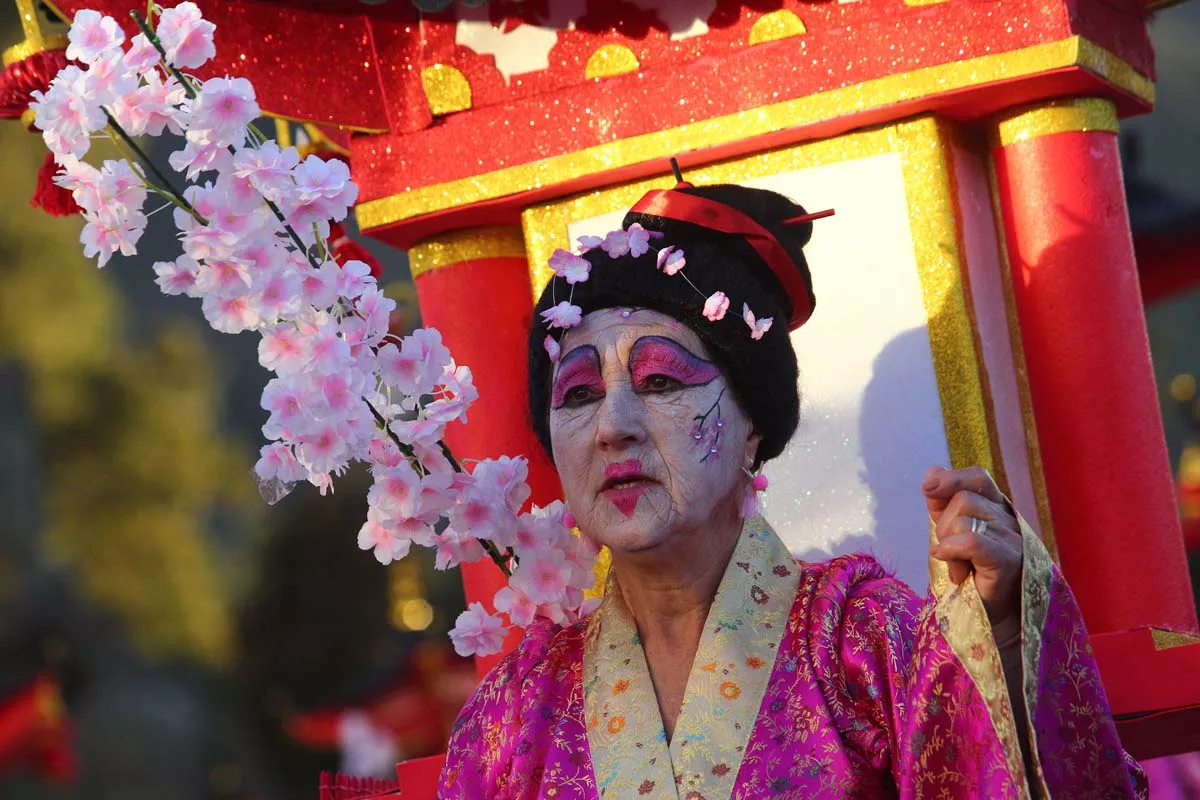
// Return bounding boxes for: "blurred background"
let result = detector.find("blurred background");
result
[1,1,1199,799]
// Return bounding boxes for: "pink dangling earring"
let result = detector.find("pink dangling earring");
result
[740,467,768,518]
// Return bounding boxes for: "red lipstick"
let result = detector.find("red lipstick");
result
[601,459,654,517]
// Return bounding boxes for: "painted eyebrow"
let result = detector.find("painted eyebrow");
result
[550,345,602,408]
[628,336,720,387]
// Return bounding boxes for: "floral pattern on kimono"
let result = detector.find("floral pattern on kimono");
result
[440,518,1145,799]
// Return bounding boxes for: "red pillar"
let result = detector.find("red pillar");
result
[990,98,1198,637]
[407,226,562,679]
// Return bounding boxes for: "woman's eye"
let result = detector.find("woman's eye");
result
[562,385,602,406]
[640,374,683,393]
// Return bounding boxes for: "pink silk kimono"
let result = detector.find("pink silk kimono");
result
[440,517,1146,799]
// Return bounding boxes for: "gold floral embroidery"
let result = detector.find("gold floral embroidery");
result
[1019,513,1054,798]
[584,518,801,800]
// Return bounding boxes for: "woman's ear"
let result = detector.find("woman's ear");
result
[743,430,763,471]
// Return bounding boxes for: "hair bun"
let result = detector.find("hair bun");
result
[623,183,817,329]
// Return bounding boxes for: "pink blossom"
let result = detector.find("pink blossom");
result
[153,256,200,296]
[201,293,260,333]
[156,1,216,69]
[448,603,507,657]
[52,155,102,211]
[576,234,602,252]
[357,519,411,565]
[543,335,560,363]
[548,248,590,284]
[367,436,403,469]
[368,466,422,518]
[283,155,358,227]
[742,302,774,340]
[540,301,582,330]
[123,33,159,75]
[600,229,629,257]
[299,261,341,309]
[513,548,571,605]
[473,456,531,515]
[196,256,252,298]
[116,72,186,137]
[336,259,374,300]
[169,129,233,179]
[351,287,395,345]
[261,377,306,438]
[626,223,653,257]
[316,372,361,417]
[254,442,306,484]
[297,421,350,475]
[83,50,138,108]
[493,585,538,628]
[80,209,147,267]
[232,142,301,202]
[66,10,124,65]
[417,471,456,522]
[253,268,302,321]
[425,364,478,424]
[657,246,686,275]
[376,329,449,397]
[30,66,104,159]
[703,291,730,321]
[432,528,486,571]
[258,324,309,375]
[451,491,518,550]
[307,319,353,375]
[389,418,447,450]
[188,77,258,147]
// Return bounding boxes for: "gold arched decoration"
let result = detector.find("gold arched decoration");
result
[585,43,640,80]
[904,0,950,6]
[3,0,67,67]
[421,64,473,116]
[748,10,807,45]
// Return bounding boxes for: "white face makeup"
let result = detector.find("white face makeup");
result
[548,308,760,555]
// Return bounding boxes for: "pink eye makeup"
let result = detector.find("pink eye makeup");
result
[629,336,720,393]
[551,346,604,409]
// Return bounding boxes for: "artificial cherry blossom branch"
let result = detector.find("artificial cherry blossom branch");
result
[101,107,207,224]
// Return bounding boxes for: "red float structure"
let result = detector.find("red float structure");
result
[5,0,1200,793]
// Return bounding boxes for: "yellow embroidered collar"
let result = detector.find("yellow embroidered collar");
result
[583,517,801,799]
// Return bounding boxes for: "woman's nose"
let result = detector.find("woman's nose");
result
[595,383,646,450]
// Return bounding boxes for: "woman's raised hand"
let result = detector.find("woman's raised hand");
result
[922,466,1023,624]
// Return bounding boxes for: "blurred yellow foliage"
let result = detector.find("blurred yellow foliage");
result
[0,121,255,666]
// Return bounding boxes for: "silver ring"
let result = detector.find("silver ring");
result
[970,517,986,535]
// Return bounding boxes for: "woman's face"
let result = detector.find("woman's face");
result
[548,308,760,555]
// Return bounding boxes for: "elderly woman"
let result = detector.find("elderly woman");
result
[439,181,1144,799]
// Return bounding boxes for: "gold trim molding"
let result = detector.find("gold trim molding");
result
[748,10,806,45]
[358,36,1153,232]
[585,44,640,80]
[407,226,527,279]
[1151,628,1200,651]
[421,64,473,116]
[994,97,1119,148]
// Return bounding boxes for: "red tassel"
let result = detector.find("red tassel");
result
[31,151,80,217]
[329,220,384,279]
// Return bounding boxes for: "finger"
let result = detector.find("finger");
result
[934,523,1022,569]
[934,491,1010,535]
[922,466,950,515]
[923,466,1005,507]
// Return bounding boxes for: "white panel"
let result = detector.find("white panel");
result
[566,153,950,591]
